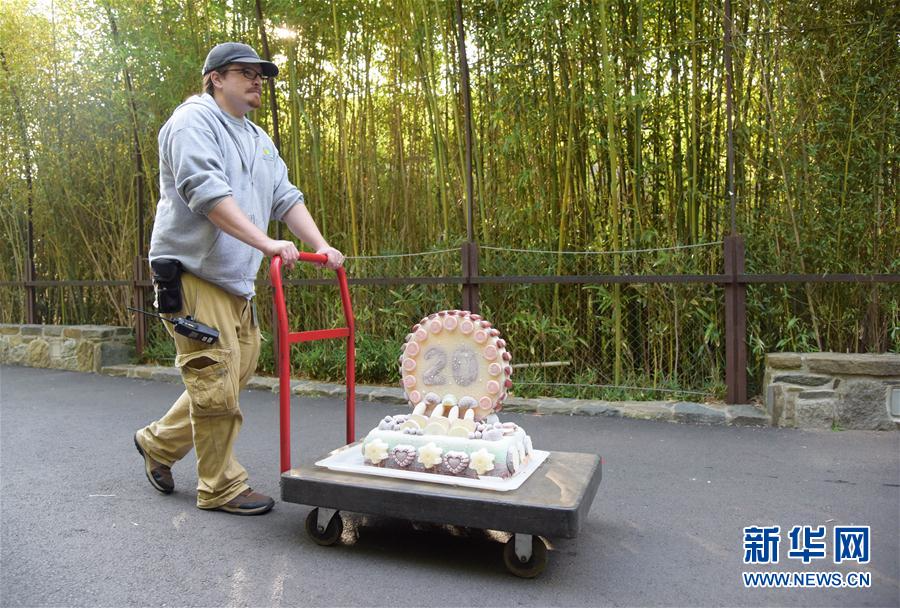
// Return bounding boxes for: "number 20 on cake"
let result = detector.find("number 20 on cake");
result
[361,310,534,479]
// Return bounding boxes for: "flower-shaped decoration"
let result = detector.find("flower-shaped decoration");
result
[416,442,444,468]
[363,438,389,464]
[468,448,496,476]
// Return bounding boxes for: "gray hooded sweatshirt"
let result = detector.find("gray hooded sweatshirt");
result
[149,93,302,297]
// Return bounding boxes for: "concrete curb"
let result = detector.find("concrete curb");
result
[98,363,770,427]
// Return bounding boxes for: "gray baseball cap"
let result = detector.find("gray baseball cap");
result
[202,42,278,77]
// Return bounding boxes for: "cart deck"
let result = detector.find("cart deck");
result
[282,448,602,539]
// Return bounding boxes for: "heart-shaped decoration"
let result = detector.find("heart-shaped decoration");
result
[442,451,470,475]
[390,445,416,468]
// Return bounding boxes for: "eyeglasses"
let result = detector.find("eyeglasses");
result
[220,67,270,82]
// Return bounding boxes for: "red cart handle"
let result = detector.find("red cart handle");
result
[297,251,328,265]
[270,254,356,473]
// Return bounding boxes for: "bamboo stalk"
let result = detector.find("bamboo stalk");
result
[600,0,623,385]
[332,2,358,257]
[689,0,700,243]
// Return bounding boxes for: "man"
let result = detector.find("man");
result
[134,42,343,515]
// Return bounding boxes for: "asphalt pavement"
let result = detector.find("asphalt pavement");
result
[1,365,898,607]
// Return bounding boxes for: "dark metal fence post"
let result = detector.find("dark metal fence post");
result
[132,255,147,357]
[724,235,747,403]
[461,242,480,314]
[24,248,37,325]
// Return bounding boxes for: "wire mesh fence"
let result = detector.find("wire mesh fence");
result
[476,242,726,400]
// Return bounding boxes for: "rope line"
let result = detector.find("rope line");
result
[480,241,723,255]
[345,248,457,260]
[516,381,711,396]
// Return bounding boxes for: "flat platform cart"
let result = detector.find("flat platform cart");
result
[270,254,603,578]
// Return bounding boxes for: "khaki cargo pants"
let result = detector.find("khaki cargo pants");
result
[136,273,260,509]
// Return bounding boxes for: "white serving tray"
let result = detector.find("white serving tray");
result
[315,445,550,492]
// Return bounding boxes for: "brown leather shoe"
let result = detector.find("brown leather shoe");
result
[134,432,174,494]
[213,488,275,515]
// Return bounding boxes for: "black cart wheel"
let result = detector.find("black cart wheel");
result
[305,508,343,546]
[503,536,548,578]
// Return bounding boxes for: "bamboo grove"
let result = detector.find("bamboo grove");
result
[0,0,897,398]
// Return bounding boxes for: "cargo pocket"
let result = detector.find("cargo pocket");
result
[176,348,236,416]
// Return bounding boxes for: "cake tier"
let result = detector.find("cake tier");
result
[361,426,533,479]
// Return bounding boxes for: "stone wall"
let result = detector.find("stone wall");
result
[765,353,900,430]
[0,324,134,373]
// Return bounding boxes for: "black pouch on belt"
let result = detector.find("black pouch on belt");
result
[151,258,184,313]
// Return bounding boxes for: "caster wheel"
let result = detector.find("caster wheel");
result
[503,536,548,578]
[305,508,343,546]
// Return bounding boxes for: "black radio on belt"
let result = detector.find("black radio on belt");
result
[126,307,220,345]
[150,258,184,313]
